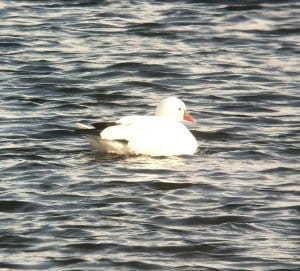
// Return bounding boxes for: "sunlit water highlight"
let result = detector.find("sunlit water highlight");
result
[0,1,299,270]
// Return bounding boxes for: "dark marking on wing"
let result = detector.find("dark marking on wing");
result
[75,128,101,136]
[75,122,118,136]
[92,122,118,131]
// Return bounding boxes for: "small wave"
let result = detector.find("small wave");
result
[0,200,44,213]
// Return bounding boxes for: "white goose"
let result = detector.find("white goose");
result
[76,97,198,156]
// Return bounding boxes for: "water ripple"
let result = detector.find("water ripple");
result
[0,0,299,270]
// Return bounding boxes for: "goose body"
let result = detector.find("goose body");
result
[76,97,198,156]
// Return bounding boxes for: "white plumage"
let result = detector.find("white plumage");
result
[76,97,198,156]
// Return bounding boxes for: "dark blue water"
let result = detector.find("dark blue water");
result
[1,1,299,270]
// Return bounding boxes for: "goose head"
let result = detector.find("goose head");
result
[155,97,196,123]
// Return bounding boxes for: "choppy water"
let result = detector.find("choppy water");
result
[1,1,299,270]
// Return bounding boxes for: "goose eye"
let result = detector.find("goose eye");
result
[178,107,182,111]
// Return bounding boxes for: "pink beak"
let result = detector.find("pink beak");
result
[184,111,196,123]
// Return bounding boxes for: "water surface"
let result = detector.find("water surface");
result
[0,1,299,270]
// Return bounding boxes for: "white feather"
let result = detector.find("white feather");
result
[76,97,198,156]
